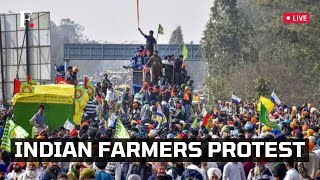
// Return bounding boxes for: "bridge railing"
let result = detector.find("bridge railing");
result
[64,44,202,61]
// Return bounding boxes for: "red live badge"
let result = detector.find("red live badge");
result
[283,12,310,24]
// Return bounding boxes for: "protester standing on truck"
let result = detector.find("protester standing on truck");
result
[145,50,162,86]
[174,55,183,85]
[65,66,73,84]
[65,66,79,85]
[138,28,157,55]
[143,50,152,82]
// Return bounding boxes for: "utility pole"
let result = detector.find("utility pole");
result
[25,13,30,76]
[0,17,5,101]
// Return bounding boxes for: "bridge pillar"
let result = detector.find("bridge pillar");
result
[64,59,69,73]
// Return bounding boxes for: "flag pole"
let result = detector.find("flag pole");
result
[136,0,140,28]
[156,31,159,50]
[258,121,261,138]
[258,101,261,138]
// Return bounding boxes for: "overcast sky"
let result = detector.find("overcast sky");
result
[1,0,213,44]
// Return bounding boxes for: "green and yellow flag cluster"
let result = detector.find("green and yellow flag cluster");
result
[191,118,198,129]
[258,96,280,130]
[1,119,29,152]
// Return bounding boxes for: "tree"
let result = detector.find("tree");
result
[201,0,320,105]
[51,18,102,79]
[243,0,320,105]
[201,0,256,100]
[254,78,270,98]
[51,19,88,66]
[169,25,184,44]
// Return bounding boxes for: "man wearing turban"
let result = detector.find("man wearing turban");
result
[7,162,25,180]
[18,162,42,180]
[67,162,82,180]
[298,142,319,179]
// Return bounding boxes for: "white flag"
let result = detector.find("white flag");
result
[231,94,241,104]
[64,119,75,130]
[271,91,281,105]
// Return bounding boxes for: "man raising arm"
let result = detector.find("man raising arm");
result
[138,27,157,55]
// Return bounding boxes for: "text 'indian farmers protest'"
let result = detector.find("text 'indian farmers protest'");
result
[12,140,308,162]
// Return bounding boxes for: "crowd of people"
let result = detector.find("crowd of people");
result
[0,29,319,180]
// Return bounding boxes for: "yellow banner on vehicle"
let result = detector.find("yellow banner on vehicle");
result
[12,84,89,125]
[13,94,73,105]
[13,84,75,105]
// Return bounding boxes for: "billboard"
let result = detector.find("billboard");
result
[0,12,51,100]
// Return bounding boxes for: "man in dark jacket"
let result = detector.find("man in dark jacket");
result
[102,74,112,96]
[181,162,204,180]
[162,86,171,102]
[174,56,183,85]
[126,162,152,180]
[65,66,79,85]
[148,162,172,180]
[138,28,157,55]
[64,66,73,84]
[143,87,157,103]
[161,101,170,122]
[122,87,130,115]
[42,162,62,180]
[153,85,162,103]
[163,55,174,85]
[167,162,185,180]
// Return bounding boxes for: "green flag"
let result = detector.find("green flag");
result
[191,118,198,129]
[259,104,280,130]
[115,119,130,139]
[28,78,37,85]
[1,119,29,152]
[182,44,188,61]
[158,24,164,35]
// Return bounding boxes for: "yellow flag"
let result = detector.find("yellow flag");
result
[73,86,89,125]
[257,96,275,113]
[182,44,188,61]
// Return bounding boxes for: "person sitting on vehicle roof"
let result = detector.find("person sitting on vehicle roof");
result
[65,66,79,85]
[54,64,66,84]
[125,46,145,70]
